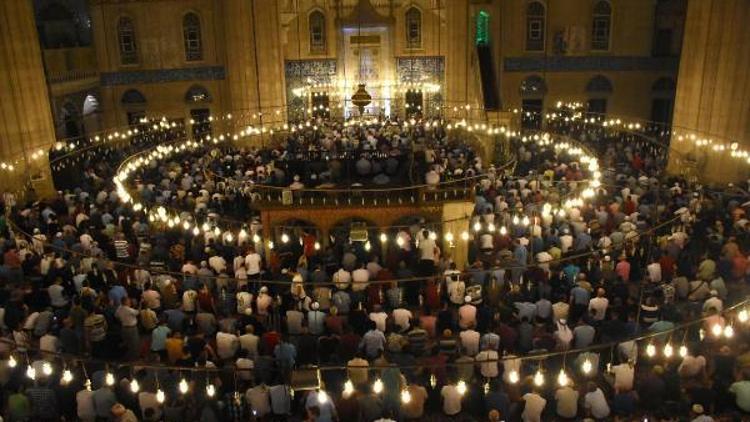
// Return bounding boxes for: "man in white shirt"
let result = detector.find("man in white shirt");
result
[351,265,370,292]
[369,306,388,332]
[115,298,140,361]
[475,348,499,378]
[521,391,546,422]
[612,362,635,392]
[333,268,351,290]
[182,289,197,313]
[584,384,610,419]
[588,288,609,321]
[440,384,462,416]
[245,249,262,276]
[459,327,480,356]
[208,254,227,274]
[392,308,412,332]
[216,330,240,360]
[237,288,254,315]
[555,385,579,419]
[679,354,707,378]
[286,309,305,335]
[458,296,477,329]
[239,325,259,358]
[647,259,662,283]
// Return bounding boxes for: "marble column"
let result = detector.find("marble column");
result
[0,0,57,196]
[667,0,750,183]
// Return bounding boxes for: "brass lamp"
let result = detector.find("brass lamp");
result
[351,83,372,115]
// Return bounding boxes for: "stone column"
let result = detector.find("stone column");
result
[0,0,57,196]
[667,0,750,183]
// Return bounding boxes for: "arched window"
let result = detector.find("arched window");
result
[526,1,545,51]
[519,75,547,129]
[183,13,203,61]
[121,89,147,105]
[405,7,422,49]
[586,75,613,115]
[309,10,326,52]
[591,0,612,51]
[585,75,614,94]
[117,17,138,65]
[121,89,146,125]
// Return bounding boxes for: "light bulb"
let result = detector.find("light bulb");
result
[364,241,371,251]
[183,221,191,230]
[445,232,454,242]
[522,216,530,226]
[582,359,593,374]
[646,343,656,357]
[473,221,481,232]
[461,231,469,241]
[558,369,569,387]
[739,309,749,323]
[484,381,491,394]
[192,227,200,236]
[724,325,735,338]
[712,323,723,337]
[343,380,354,396]
[105,372,115,386]
[379,233,387,243]
[156,389,165,403]
[42,362,53,376]
[281,233,290,243]
[179,378,189,394]
[268,241,274,249]
[239,229,247,239]
[664,343,674,358]
[213,227,221,236]
[130,379,140,393]
[314,241,321,250]
[512,215,520,225]
[457,380,467,395]
[202,222,210,232]
[430,374,437,388]
[533,370,544,386]
[373,378,384,394]
[62,369,73,384]
[206,383,215,397]
[401,389,412,403]
[488,223,496,232]
[500,226,507,235]
[26,365,36,380]
[252,234,261,243]
[679,345,688,358]
[8,355,16,368]
[225,232,234,243]
[318,390,328,404]
[396,237,405,247]
[429,231,437,241]
[85,378,92,391]
[508,370,519,384]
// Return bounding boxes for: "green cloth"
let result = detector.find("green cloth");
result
[7,392,30,421]
[730,380,750,412]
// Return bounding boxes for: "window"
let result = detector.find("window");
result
[475,10,490,46]
[185,85,211,103]
[309,10,326,52]
[117,17,138,65]
[406,7,422,49]
[183,13,203,61]
[591,0,611,51]
[526,2,545,51]
[586,75,613,118]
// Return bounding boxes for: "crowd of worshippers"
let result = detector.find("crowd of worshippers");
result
[4,127,750,421]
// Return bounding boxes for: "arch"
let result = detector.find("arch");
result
[117,16,138,65]
[585,75,613,94]
[183,12,203,62]
[121,89,147,105]
[591,0,612,50]
[82,94,100,116]
[526,1,546,51]
[185,85,212,103]
[309,9,326,52]
[405,6,422,49]
[519,75,548,97]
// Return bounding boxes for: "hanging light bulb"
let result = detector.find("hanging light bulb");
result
[42,362,53,376]
[105,372,115,386]
[679,345,689,358]
[533,370,545,386]
[487,223,496,232]
[739,309,749,323]
[314,241,321,250]
[213,227,221,237]
[512,215,520,225]
[61,369,73,384]
[225,232,234,243]
[373,378,384,394]
[473,221,482,232]
[724,325,735,338]
[183,221,191,230]
[202,222,210,232]
[557,369,569,387]
[364,241,371,251]
[281,233,290,243]
[429,374,437,388]
[26,365,36,380]
[429,231,437,241]
[130,378,140,393]
[522,216,530,226]
[318,390,328,404]
[500,226,508,235]
[460,231,469,241]
[456,380,467,395]
[712,323,723,337]
[484,381,491,394]
[239,229,248,239]
[664,343,674,358]
[179,378,189,394]
[268,241,274,250]
[192,226,200,236]
[340,379,353,395]
[582,358,593,374]
[646,343,656,357]
[252,234,261,243]
[8,355,17,368]
[156,389,165,404]
[206,383,216,397]
[401,388,412,404]
[445,232,454,242]
[396,237,405,247]
[508,370,520,384]
[379,233,387,243]
[85,378,92,391]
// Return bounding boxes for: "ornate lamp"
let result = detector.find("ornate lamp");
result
[351,83,372,115]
